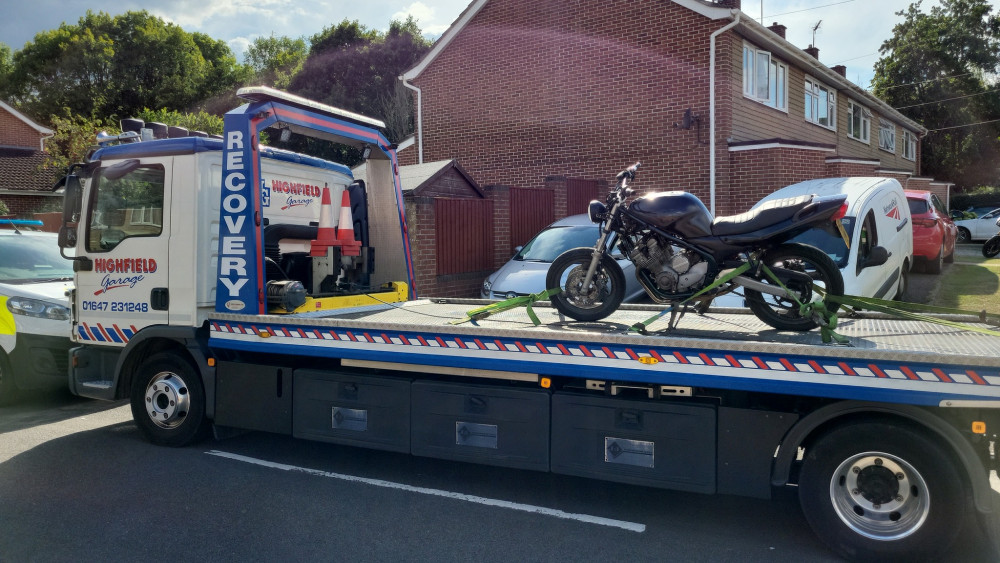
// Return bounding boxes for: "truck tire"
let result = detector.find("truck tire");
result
[129,352,209,447]
[798,421,967,561]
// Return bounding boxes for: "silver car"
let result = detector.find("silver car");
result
[955,208,1000,242]
[482,214,645,302]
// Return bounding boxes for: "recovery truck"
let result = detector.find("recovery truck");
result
[57,87,1000,561]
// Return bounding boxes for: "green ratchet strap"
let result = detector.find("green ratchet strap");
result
[757,262,849,345]
[630,262,751,334]
[826,294,1000,338]
[453,287,562,326]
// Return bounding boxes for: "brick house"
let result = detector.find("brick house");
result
[0,100,57,219]
[397,0,951,296]
[396,159,493,297]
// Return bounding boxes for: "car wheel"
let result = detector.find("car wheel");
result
[0,351,19,406]
[956,227,971,244]
[893,264,909,301]
[925,247,943,275]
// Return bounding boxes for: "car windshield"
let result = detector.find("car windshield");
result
[785,216,857,268]
[0,235,75,283]
[516,225,598,262]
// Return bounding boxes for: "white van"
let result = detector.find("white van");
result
[752,177,913,301]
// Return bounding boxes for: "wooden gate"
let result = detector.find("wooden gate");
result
[566,178,601,216]
[509,187,554,250]
[435,198,494,275]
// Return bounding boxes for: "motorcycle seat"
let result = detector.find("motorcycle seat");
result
[711,195,814,236]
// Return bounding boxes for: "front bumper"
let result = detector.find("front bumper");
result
[8,333,73,390]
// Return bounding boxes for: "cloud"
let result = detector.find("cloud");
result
[391,2,454,36]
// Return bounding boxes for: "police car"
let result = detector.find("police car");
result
[0,226,74,403]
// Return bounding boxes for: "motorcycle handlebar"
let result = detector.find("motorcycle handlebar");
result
[616,162,641,182]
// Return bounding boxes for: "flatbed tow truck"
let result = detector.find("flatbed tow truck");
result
[58,87,999,561]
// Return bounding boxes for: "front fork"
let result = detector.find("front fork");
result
[581,204,622,290]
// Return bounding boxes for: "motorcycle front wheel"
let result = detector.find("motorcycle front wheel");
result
[744,243,844,332]
[983,235,1000,258]
[546,248,626,322]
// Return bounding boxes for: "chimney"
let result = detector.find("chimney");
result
[832,65,847,77]
[767,22,786,39]
[805,45,819,59]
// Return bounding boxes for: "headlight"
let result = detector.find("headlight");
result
[6,297,71,320]
[588,200,607,223]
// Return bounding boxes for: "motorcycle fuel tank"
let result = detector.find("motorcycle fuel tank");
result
[627,191,714,238]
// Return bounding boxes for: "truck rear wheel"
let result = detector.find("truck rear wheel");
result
[129,352,209,447]
[798,421,967,561]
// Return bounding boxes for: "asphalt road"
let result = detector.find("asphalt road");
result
[1,390,997,562]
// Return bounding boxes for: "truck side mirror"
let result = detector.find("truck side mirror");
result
[864,246,889,268]
[57,225,77,249]
[58,175,82,250]
[62,175,82,224]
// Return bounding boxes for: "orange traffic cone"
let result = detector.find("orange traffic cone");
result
[334,190,362,257]
[310,186,337,257]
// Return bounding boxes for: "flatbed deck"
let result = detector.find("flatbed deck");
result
[209,300,1000,407]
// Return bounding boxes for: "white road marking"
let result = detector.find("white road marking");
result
[207,450,646,532]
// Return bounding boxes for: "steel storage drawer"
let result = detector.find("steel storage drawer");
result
[410,381,550,471]
[550,392,716,493]
[293,369,410,453]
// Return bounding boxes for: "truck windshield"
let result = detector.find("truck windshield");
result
[786,216,856,268]
[86,165,165,253]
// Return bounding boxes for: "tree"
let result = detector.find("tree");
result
[871,0,1000,190]
[4,11,250,122]
[245,34,308,89]
[0,43,12,93]
[289,16,431,144]
[43,114,116,175]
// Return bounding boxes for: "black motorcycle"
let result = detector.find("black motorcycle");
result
[545,163,848,331]
[983,217,1000,258]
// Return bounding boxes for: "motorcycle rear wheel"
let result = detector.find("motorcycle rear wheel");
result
[744,243,844,332]
[983,235,1000,258]
[546,248,626,322]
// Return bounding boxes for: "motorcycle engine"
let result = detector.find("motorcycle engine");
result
[630,236,708,293]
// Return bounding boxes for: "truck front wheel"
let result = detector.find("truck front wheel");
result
[798,421,967,561]
[129,352,209,447]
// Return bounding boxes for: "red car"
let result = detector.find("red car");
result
[905,190,957,274]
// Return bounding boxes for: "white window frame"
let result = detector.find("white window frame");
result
[804,76,836,130]
[902,130,917,161]
[878,118,896,153]
[847,100,871,143]
[742,43,788,111]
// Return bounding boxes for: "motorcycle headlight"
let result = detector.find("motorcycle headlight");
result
[6,296,71,321]
[588,200,607,223]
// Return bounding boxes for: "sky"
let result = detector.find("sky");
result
[1,0,996,90]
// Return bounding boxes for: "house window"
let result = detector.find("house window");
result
[847,100,871,143]
[879,119,896,153]
[902,130,917,161]
[805,77,835,129]
[743,43,787,110]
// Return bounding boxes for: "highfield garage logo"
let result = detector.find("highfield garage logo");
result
[93,258,157,295]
